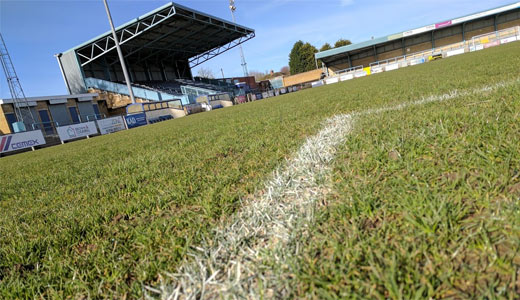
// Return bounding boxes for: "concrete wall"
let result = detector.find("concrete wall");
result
[283,69,323,87]
[435,34,463,47]
[405,41,434,54]
[88,89,148,109]
[498,19,520,30]
[351,56,377,68]
[146,108,186,120]
[465,26,496,39]
[377,48,405,61]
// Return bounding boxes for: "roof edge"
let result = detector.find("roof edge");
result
[63,1,254,55]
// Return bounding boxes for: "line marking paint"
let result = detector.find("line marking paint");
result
[146,79,519,299]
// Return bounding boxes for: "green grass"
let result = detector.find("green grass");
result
[1,42,520,298]
[290,80,520,299]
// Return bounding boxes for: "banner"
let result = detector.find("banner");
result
[97,116,126,135]
[325,77,339,84]
[311,81,324,88]
[354,71,367,78]
[340,74,354,81]
[409,58,426,66]
[403,24,435,37]
[0,130,45,153]
[446,48,465,57]
[125,113,148,129]
[57,122,98,142]
[484,40,500,49]
[435,20,452,29]
[371,66,384,74]
[501,36,518,44]
[385,63,399,71]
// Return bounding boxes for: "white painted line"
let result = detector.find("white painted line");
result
[147,78,520,299]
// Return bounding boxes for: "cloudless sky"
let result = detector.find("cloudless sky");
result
[0,0,514,98]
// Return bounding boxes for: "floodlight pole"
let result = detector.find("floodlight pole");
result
[102,0,135,104]
[229,0,249,77]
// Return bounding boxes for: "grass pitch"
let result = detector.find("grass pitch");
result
[1,42,520,298]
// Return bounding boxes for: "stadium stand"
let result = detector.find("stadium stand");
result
[316,2,520,75]
[56,2,255,111]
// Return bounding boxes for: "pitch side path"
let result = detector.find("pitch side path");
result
[1,43,520,299]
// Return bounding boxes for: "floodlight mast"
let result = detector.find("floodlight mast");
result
[102,0,135,104]
[0,33,36,129]
[229,0,249,77]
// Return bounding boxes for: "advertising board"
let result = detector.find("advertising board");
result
[501,36,518,44]
[403,24,435,37]
[311,81,324,88]
[97,116,126,135]
[354,71,367,78]
[446,48,465,57]
[124,113,148,129]
[484,40,501,48]
[371,66,384,74]
[435,20,452,29]
[57,122,98,142]
[409,58,426,66]
[340,74,354,81]
[473,44,485,51]
[0,130,45,153]
[385,63,399,71]
[325,77,339,84]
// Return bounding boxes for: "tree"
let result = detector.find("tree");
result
[334,39,352,48]
[289,40,304,75]
[320,43,333,52]
[197,67,214,79]
[280,66,290,75]
[289,41,318,74]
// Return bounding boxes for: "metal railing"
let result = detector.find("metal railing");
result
[86,114,107,121]
[31,121,60,136]
[334,65,364,75]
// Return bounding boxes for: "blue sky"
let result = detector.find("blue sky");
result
[0,0,514,98]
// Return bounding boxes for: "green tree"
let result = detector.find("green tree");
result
[289,41,318,74]
[289,40,304,75]
[334,39,352,48]
[320,43,333,52]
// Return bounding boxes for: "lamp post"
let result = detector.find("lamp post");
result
[102,0,135,104]
[229,0,249,77]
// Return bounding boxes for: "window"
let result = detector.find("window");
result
[68,106,80,124]
[93,103,101,119]
[38,110,54,135]
[5,113,17,132]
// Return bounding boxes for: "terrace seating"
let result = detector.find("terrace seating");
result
[136,81,184,96]
[138,79,234,96]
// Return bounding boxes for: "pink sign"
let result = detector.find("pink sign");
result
[484,40,501,48]
[436,20,452,29]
